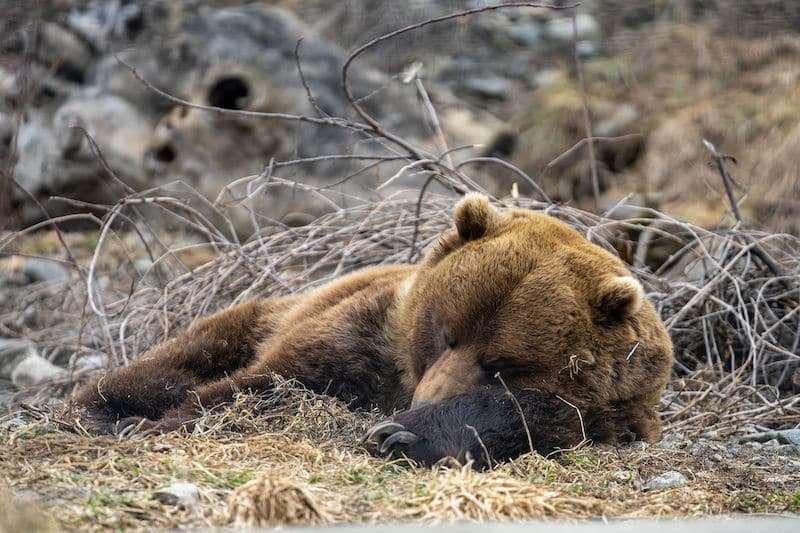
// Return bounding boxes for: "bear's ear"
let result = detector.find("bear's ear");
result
[594,275,645,322]
[454,193,498,241]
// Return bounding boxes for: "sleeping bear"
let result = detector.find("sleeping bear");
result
[74,194,673,469]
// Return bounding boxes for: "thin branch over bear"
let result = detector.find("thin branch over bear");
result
[75,194,673,469]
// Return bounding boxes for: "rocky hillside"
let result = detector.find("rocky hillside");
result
[3,1,799,237]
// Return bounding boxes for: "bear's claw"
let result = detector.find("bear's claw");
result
[362,421,404,443]
[379,430,419,454]
[363,420,419,456]
[114,416,146,438]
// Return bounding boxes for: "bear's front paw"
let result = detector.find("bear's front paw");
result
[363,420,420,456]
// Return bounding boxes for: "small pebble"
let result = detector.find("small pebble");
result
[23,258,71,284]
[153,482,199,509]
[0,417,28,430]
[11,354,67,387]
[643,471,688,491]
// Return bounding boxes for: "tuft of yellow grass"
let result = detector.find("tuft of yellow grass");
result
[226,473,343,527]
[403,465,603,523]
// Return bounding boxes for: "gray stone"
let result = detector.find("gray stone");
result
[508,22,542,47]
[153,482,200,509]
[0,339,38,379]
[11,354,67,388]
[532,69,561,88]
[777,429,800,445]
[0,417,28,430]
[38,23,94,78]
[595,104,640,138]
[643,471,688,491]
[654,432,687,450]
[739,429,800,446]
[576,40,599,58]
[74,354,107,370]
[545,14,600,43]
[23,258,71,284]
[775,444,800,457]
[462,76,511,100]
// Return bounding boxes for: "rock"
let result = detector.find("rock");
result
[726,446,741,458]
[462,76,511,100]
[576,40,599,58]
[13,95,152,228]
[776,429,800,446]
[37,23,94,81]
[74,354,106,370]
[0,417,28,430]
[532,68,561,88]
[11,354,67,388]
[508,22,542,47]
[52,93,152,167]
[739,429,800,446]
[643,471,688,491]
[67,0,159,47]
[776,444,800,457]
[654,432,687,450]
[545,14,600,42]
[0,339,38,379]
[595,104,640,138]
[23,258,71,285]
[153,482,200,509]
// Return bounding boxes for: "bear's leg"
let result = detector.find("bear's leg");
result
[365,387,632,470]
[137,369,280,432]
[74,298,292,433]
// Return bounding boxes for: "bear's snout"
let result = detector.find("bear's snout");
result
[411,348,485,406]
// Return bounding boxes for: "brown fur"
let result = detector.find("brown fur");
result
[75,194,673,444]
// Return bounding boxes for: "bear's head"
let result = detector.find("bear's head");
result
[395,193,673,441]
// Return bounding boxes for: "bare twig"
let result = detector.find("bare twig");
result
[494,372,535,457]
[556,395,587,443]
[572,10,600,211]
[702,139,743,224]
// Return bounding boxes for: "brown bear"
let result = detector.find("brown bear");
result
[74,194,673,468]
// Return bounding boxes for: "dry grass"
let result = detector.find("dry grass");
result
[0,380,797,532]
[512,23,800,232]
